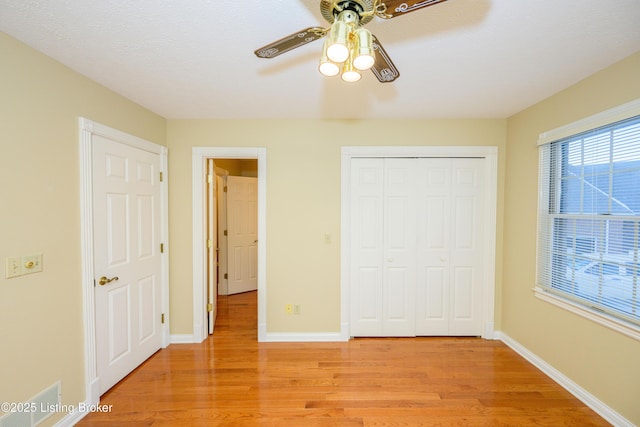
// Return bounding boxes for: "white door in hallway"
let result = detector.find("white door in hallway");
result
[226,176,258,295]
[350,157,485,337]
[92,135,163,394]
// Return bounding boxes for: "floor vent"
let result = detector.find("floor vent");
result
[0,382,61,427]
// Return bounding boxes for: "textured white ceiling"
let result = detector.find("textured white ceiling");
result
[1,0,639,119]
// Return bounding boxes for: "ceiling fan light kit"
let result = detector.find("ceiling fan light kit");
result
[352,28,375,71]
[322,8,372,82]
[326,17,352,63]
[254,0,449,84]
[319,41,341,77]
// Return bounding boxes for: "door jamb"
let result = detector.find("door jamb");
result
[79,118,170,406]
[192,147,267,342]
[340,146,498,339]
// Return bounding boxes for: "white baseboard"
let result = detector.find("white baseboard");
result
[259,324,349,343]
[497,331,633,427]
[53,407,85,427]
[170,334,196,344]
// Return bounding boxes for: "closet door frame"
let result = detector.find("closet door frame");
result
[340,146,498,340]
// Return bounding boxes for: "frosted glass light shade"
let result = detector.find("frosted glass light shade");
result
[319,60,340,77]
[341,60,361,82]
[353,54,375,71]
[352,28,375,71]
[341,69,361,82]
[326,21,350,63]
[319,40,340,77]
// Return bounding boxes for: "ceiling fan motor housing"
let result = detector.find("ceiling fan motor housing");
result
[320,0,375,26]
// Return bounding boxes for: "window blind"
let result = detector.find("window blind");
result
[537,116,640,326]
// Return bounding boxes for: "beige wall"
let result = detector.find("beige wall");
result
[0,33,166,425]
[166,119,507,334]
[503,51,640,424]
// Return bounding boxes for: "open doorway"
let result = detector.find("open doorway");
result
[213,159,258,298]
[192,147,267,343]
[204,159,258,335]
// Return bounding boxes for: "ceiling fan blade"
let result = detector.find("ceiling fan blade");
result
[371,35,399,83]
[254,27,327,59]
[378,0,448,19]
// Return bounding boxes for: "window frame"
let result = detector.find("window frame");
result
[534,99,640,341]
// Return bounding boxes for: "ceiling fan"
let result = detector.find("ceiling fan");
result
[254,0,448,83]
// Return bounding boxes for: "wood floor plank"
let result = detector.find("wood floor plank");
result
[77,291,610,426]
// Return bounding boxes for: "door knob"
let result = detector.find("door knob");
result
[98,276,119,286]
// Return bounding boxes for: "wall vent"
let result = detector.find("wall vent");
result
[0,382,61,427]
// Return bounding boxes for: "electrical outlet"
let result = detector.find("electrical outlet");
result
[22,253,43,275]
[285,304,293,315]
[293,305,301,315]
[6,257,21,278]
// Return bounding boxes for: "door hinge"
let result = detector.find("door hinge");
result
[160,172,163,182]
[224,273,228,279]
[207,174,214,184]
[207,239,213,249]
[160,243,165,253]
[223,186,227,192]
[161,313,165,324]
[207,303,213,312]
[223,230,227,236]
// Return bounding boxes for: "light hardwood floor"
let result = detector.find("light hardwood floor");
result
[78,291,609,426]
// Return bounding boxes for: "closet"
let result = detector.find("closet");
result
[350,157,485,337]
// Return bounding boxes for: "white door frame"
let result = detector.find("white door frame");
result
[341,146,498,340]
[79,118,170,406]
[192,147,267,343]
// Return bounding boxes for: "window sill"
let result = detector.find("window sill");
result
[533,287,640,342]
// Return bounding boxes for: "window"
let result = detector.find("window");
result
[537,112,640,333]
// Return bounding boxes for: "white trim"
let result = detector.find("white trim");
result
[260,332,347,343]
[170,334,197,344]
[498,332,634,427]
[192,147,267,342]
[258,323,351,343]
[533,287,640,341]
[53,411,84,427]
[78,118,169,409]
[340,146,498,339]
[537,98,640,146]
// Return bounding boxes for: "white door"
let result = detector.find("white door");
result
[350,158,385,336]
[350,157,486,337]
[382,159,417,336]
[415,158,485,336]
[226,176,258,294]
[350,158,416,337]
[206,159,217,334]
[93,135,163,394]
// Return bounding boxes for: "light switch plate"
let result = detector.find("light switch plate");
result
[6,257,21,278]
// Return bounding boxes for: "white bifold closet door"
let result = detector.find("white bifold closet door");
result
[350,157,485,337]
